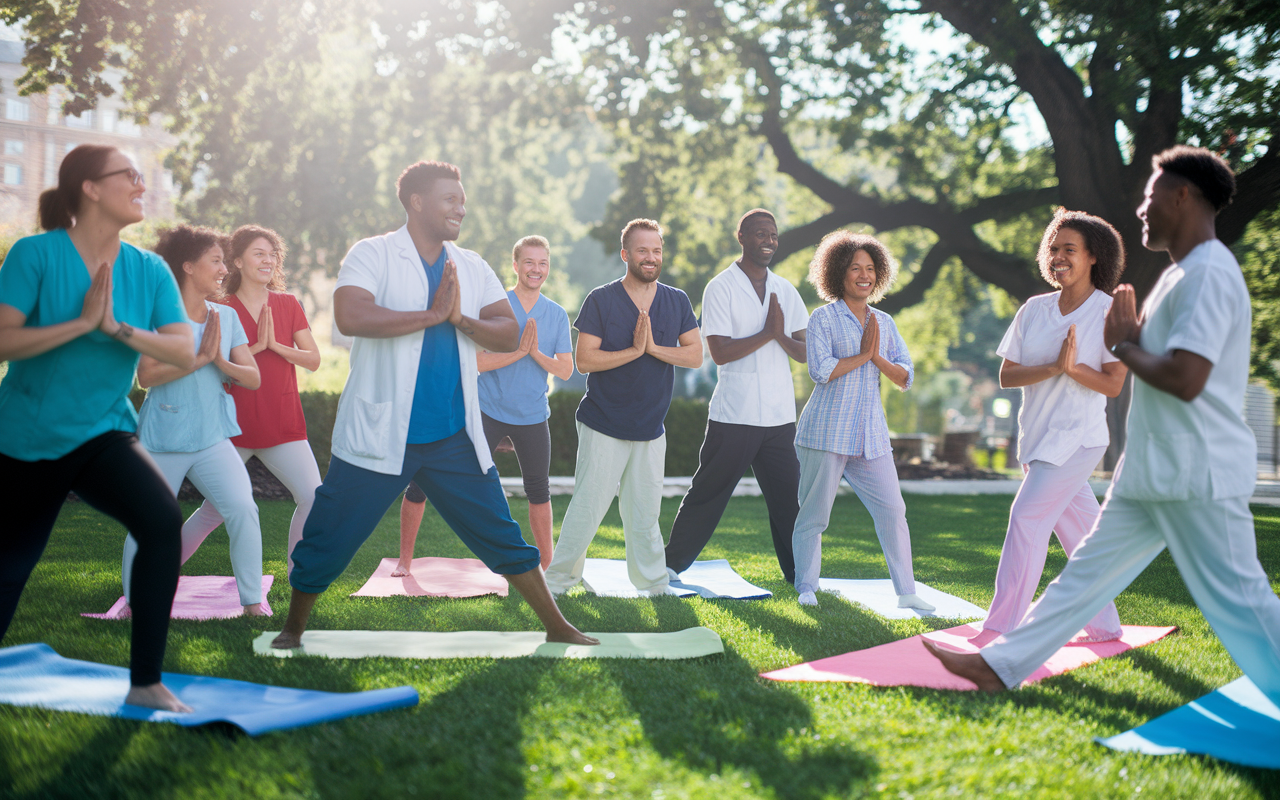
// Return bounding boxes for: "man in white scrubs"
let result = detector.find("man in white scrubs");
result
[926,146,1280,703]
[664,209,809,583]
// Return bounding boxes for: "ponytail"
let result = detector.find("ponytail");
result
[38,144,117,230]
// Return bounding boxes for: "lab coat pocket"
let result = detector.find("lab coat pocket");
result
[1131,432,1199,500]
[334,394,393,460]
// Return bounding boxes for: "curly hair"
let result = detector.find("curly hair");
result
[153,224,227,290]
[1153,145,1236,212]
[1036,209,1126,294]
[221,224,288,296]
[807,230,898,303]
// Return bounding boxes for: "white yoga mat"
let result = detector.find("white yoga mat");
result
[816,579,988,620]
[252,627,724,660]
[581,558,696,598]
[670,559,772,599]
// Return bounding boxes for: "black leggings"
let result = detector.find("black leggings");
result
[406,416,552,505]
[0,431,182,686]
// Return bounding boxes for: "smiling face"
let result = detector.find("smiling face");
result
[842,249,878,302]
[622,228,664,284]
[85,151,145,226]
[236,236,279,288]
[184,243,228,299]
[514,245,550,293]
[1044,226,1096,291]
[738,216,778,268]
[411,178,467,243]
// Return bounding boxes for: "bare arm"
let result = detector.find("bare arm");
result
[531,350,575,382]
[706,294,807,365]
[261,302,322,371]
[456,298,519,352]
[478,319,535,372]
[871,352,910,390]
[138,316,214,389]
[646,325,703,369]
[999,359,1062,388]
[0,303,99,361]
[575,314,648,374]
[1065,360,1128,398]
[216,343,261,389]
[823,314,878,383]
[334,286,443,338]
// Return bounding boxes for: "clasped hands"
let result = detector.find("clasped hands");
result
[427,260,465,328]
[78,261,126,338]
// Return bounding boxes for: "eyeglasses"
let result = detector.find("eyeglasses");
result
[95,167,144,186]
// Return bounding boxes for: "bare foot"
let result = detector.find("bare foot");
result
[125,682,193,713]
[921,639,1007,693]
[242,603,269,616]
[897,593,936,612]
[271,631,302,649]
[546,624,600,646]
[390,562,412,578]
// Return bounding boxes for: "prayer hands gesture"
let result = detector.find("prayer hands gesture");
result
[82,262,124,337]
[764,293,785,341]
[432,260,463,327]
[519,317,538,355]
[197,309,221,369]
[1104,284,1141,350]
[859,311,880,360]
[633,310,652,354]
[255,303,276,354]
[1055,324,1078,377]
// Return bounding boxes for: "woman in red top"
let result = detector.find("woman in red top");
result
[184,225,322,571]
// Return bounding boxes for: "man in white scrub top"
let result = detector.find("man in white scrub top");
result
[926,146,1280,703]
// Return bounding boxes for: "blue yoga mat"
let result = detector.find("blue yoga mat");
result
[1096,676,1280,769]
[670,559,772,599]
[0,643,419,736]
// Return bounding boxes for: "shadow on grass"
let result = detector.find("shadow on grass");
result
[602,646,878,800]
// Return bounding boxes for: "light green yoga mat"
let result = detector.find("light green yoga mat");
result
[252,626,724,660]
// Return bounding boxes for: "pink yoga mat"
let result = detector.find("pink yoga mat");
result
[350,557,509,598]
[760,624,1177,689]
[83,575,274,621]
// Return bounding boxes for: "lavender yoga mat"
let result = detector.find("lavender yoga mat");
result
[0,642,417,735]
[351,557,509,598]
[761,624,1176,688]
[83,575,274,621]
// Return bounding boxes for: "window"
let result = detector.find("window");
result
[4,140,22,156]
[5,99,29,122]
[64,142,78,155]
[65,110,94,129]
[100,109,117,133]
[4,164,22,185]
[116,116,141,137]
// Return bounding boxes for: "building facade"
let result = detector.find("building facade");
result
[1,39,177,230]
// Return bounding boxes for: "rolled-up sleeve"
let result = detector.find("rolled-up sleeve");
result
[807,309,838,384]
[884,314,914,391]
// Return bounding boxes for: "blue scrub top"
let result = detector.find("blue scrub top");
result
[0,229,187,461]
[477,291,572,426]
[406,249,466,445]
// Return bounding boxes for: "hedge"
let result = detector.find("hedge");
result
[301,389,709,478]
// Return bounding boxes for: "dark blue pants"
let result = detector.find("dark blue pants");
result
[290,430,540,593]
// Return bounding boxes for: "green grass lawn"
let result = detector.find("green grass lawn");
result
[2,494,1278,799]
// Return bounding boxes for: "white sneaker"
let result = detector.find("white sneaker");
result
[798,591,818,607]
[897,593,936,612]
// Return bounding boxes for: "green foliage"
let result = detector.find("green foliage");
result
[5,496,1279,797]
[1238,206,1280,392]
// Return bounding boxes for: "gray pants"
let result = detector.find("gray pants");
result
[792,446,917,596]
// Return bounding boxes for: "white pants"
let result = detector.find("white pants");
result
[792,447,917,596]
[183,440,321,573]
[985,445,1121,639]
[123,439,262,606]
[545,423,668,594]
[982,493,1280,703]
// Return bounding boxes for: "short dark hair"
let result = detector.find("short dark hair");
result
[154,225,227,290]
[737,208,776,236]
[807,230,897,303]
[222,224,288,296]
[1036,208,1126,294]
[37,144,118,230]
[396,160,462,211]
[621,218,663,250]
[1152,146,1236,212]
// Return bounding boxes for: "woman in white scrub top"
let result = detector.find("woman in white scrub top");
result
[983,209,1129,643]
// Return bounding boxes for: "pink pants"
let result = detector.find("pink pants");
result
[984,445,1121,640]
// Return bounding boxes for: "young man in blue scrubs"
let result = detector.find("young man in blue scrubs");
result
[271,161,596,648]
